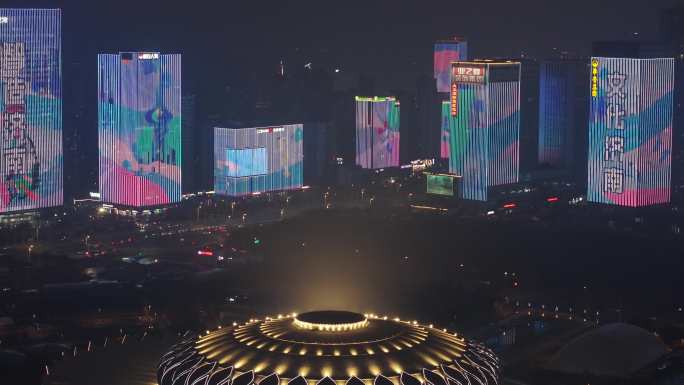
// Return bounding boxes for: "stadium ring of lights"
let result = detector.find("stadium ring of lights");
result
[293,311,369,332]
[157,311,501,385]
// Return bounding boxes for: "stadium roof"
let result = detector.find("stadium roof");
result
[157,311,501,385]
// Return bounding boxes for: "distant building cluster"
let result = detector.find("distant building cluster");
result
[0,7,681,212]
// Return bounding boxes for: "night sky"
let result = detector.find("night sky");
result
[5,0,680,92]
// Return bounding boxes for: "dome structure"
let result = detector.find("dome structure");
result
[157,311,501,385]
[547,323,668,378]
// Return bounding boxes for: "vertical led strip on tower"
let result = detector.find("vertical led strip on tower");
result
[449,61,520,201]
[355,96,400,169]
[538,61,577,168]
[214,125,303,196]
[98,52,182,207]
[588,57,674,206]
[441,100,456,160]
[0,9,62,213]
[434,38,468,93]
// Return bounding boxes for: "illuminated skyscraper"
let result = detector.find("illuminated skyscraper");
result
[587,57,674,206]
[355,96,400,169]
[448,61,520,201]
[434,38,468,93]
[98,52,182,207]
[441,100,455,159]
[538,60,579,168]
[0,9,62,213]
[181,94,197,193]
[214,125,303,196]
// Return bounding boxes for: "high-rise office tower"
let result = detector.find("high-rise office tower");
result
[448,61,521,201]
[98,52,182,206]
[355,96,400,169]
[0,9,62,213]
[538,60,579,169]
[587,57,674,206]
[434,38,468,93]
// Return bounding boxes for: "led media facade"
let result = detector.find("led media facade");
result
[441,100,458,159]
[449,62,520,201]
[538,61,576,167]
[355,96,400,169]
[588,57,674,206]
[426,173,455,196]
[225,148,267,177]
[214,125,303,196]
[0,9,62,213]
[434,39,468,93]
[98,52,182,207]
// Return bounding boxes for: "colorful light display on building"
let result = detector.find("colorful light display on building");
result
[538,60,577,168]
[426,173,455,196]
[448,61,520,201]
[355,96,400,169]
[214,125,303,196]
[0,9,62,213]
[98,52,182,207]
[588,57,674,206]
[441,100,457,159]
[434,38,468,93]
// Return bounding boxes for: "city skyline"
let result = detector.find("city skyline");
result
[0,5,680,207]
[1,3,684,385]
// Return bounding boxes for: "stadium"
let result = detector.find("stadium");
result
[157,311,500,385]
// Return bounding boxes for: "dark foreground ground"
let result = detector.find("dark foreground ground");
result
[3,205,684,384]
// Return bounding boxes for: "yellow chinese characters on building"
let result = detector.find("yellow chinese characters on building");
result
[591,59,599,97]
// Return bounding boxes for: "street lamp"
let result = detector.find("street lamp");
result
[84,235,90,250]
[27,244,34,261]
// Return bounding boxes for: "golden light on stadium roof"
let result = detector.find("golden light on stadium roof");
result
[293,311,369,332]
[158,311,501,385]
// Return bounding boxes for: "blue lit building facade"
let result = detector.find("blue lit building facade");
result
[538,60,577,169]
